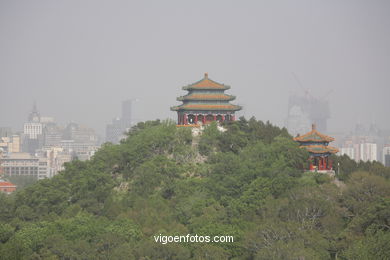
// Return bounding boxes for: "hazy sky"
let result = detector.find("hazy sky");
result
[1,0,390,136]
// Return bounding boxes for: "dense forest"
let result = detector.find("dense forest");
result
[0,117,389,259]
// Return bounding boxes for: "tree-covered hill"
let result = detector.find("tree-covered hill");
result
[0,118,389,259]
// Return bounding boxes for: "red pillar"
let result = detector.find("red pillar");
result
[324,157,329,170]
[213,114,216,121]
[184,114,187,125]
[323,157,325,170]
[221,115,225,121]
[323,157,328,170]
[232,115,235,121]
[195,115,198,125]
[318,157,322,170]
[323,157,326,170]
[202,115,206,124]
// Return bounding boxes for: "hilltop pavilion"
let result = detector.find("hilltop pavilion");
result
[171,73,241,126]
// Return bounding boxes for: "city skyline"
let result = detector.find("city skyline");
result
[1,1,390,136]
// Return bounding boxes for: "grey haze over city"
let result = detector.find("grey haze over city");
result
[1,0,390,137]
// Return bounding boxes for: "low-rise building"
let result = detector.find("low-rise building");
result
[0,153,49,180]
[0,180,16,194]
[0,135,21,153]
[37,146,72,177]
[59,140,98,161]
[383,145,390,167]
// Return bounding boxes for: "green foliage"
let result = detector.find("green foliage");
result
[134,240,191,260]
[332,154,390,181]
[0,193,15,221]
[244,220,330,259]
[198,122,222,156]
[106,218,141,242]
[1,117,389,259]
[0,223,14,243]
[342,230,390,260]
[192,244,230,260]
[342,172,390,215]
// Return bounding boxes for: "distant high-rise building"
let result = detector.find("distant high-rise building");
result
[28,101,41,123]
[285,105,311,137]
[105,99,136,143]
[61,122,98,160]
[106,118,124,144]
[43,123,63,147]
[340,147,355,160]
[0,127,12,138]
[383,145,390,167]
[23,104,44,154]
[286,93,330,136]
[338,123,386,164]
[24,122,43,139]
[354,123,366,136]
[63,123,97,145]
[358,143,377,162]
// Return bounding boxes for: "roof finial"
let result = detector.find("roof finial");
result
[204,72,208,79]
[312,123,316,130]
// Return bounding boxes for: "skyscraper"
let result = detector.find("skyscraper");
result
[286,93,330,136]
[359,143,377,162]
[105,118,124,144]
[0,127,12,138]
[105,99,135,143]
[23,103,44,154]
[383,145,390,167]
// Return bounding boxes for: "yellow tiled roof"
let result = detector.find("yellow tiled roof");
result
[293,124,335,142]
[178,94,235,101]
[182,73,230,90]
[171,104,242,111]
[301,145,339,154]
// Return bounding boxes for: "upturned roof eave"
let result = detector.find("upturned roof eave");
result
[300,145,339,154]
[177,95,236,101]
[181,74,230,90]
[171,105,242,111]
[293,129,335,143]
[182,85,231,90]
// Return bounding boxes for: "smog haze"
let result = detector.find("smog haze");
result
[1,0,390,135]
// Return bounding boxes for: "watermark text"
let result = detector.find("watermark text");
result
[154,234,234,244]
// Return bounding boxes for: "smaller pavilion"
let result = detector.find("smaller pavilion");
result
[294,124,339,172]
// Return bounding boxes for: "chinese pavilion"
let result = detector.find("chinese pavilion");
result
[294,124,339,171]
[171,73,242,125]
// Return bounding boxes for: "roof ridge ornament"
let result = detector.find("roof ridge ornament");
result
[312,123,316,131]
[204,72,208,79]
